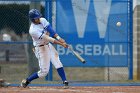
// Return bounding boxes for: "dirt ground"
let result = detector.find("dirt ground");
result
[0,86,140,93]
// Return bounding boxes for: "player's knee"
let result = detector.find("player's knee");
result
[38,70,48,78]
[55,63,63,69]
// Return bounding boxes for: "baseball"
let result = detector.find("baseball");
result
[116,22,121,27]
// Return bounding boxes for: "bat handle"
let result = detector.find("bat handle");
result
[68,44,72,49]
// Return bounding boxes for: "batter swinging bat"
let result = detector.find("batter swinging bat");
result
[68,45,86,64]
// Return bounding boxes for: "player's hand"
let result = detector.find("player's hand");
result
[62,43,68,48]
[59,38,65,43]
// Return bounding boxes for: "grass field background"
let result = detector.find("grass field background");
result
[0,62,108,84]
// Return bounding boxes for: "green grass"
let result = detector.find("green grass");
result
[0,62,105,84]
[0,62,140,84]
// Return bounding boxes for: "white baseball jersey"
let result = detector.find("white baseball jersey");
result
[29,17,50,46]
[29,17,63,78]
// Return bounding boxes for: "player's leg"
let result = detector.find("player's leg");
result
[21,46,51,88]
[49,44,69,87]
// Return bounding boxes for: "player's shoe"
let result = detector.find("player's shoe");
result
[63,81,69,89]
[21,79,30,88]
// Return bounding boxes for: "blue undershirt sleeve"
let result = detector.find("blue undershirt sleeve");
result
[44,24,56,37]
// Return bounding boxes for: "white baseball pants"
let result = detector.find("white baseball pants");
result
[34,43,63,78]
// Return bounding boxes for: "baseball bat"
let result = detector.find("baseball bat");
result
[68,45,86,64]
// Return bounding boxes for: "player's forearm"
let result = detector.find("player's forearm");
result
[43,35,66,47]
[53,34,66,44]
[43,35,55,43]
[53,40,68,48]
[53,40,64,46]
[53,34,61,40]
[53,40,63,45]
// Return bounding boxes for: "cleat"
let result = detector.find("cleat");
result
[63,81,69,89]
[21,79,30,88]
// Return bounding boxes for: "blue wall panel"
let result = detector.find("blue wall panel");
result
[56,0,131,67]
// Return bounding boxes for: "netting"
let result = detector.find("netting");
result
[0,0,45,84]
[0,0,138,85]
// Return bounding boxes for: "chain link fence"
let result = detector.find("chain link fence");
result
[0,0,139,85]
[133,0,140,80]
[0,0,45,84]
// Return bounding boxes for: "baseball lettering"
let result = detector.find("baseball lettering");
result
[57,44,126,56]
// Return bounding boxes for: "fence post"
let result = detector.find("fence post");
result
[45,0,53,81]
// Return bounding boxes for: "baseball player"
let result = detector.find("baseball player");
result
[21,9,69,88]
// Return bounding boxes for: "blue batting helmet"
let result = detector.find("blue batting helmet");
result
[29,9,42,22]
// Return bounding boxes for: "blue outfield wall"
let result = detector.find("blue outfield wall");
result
[54,0,133,67]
